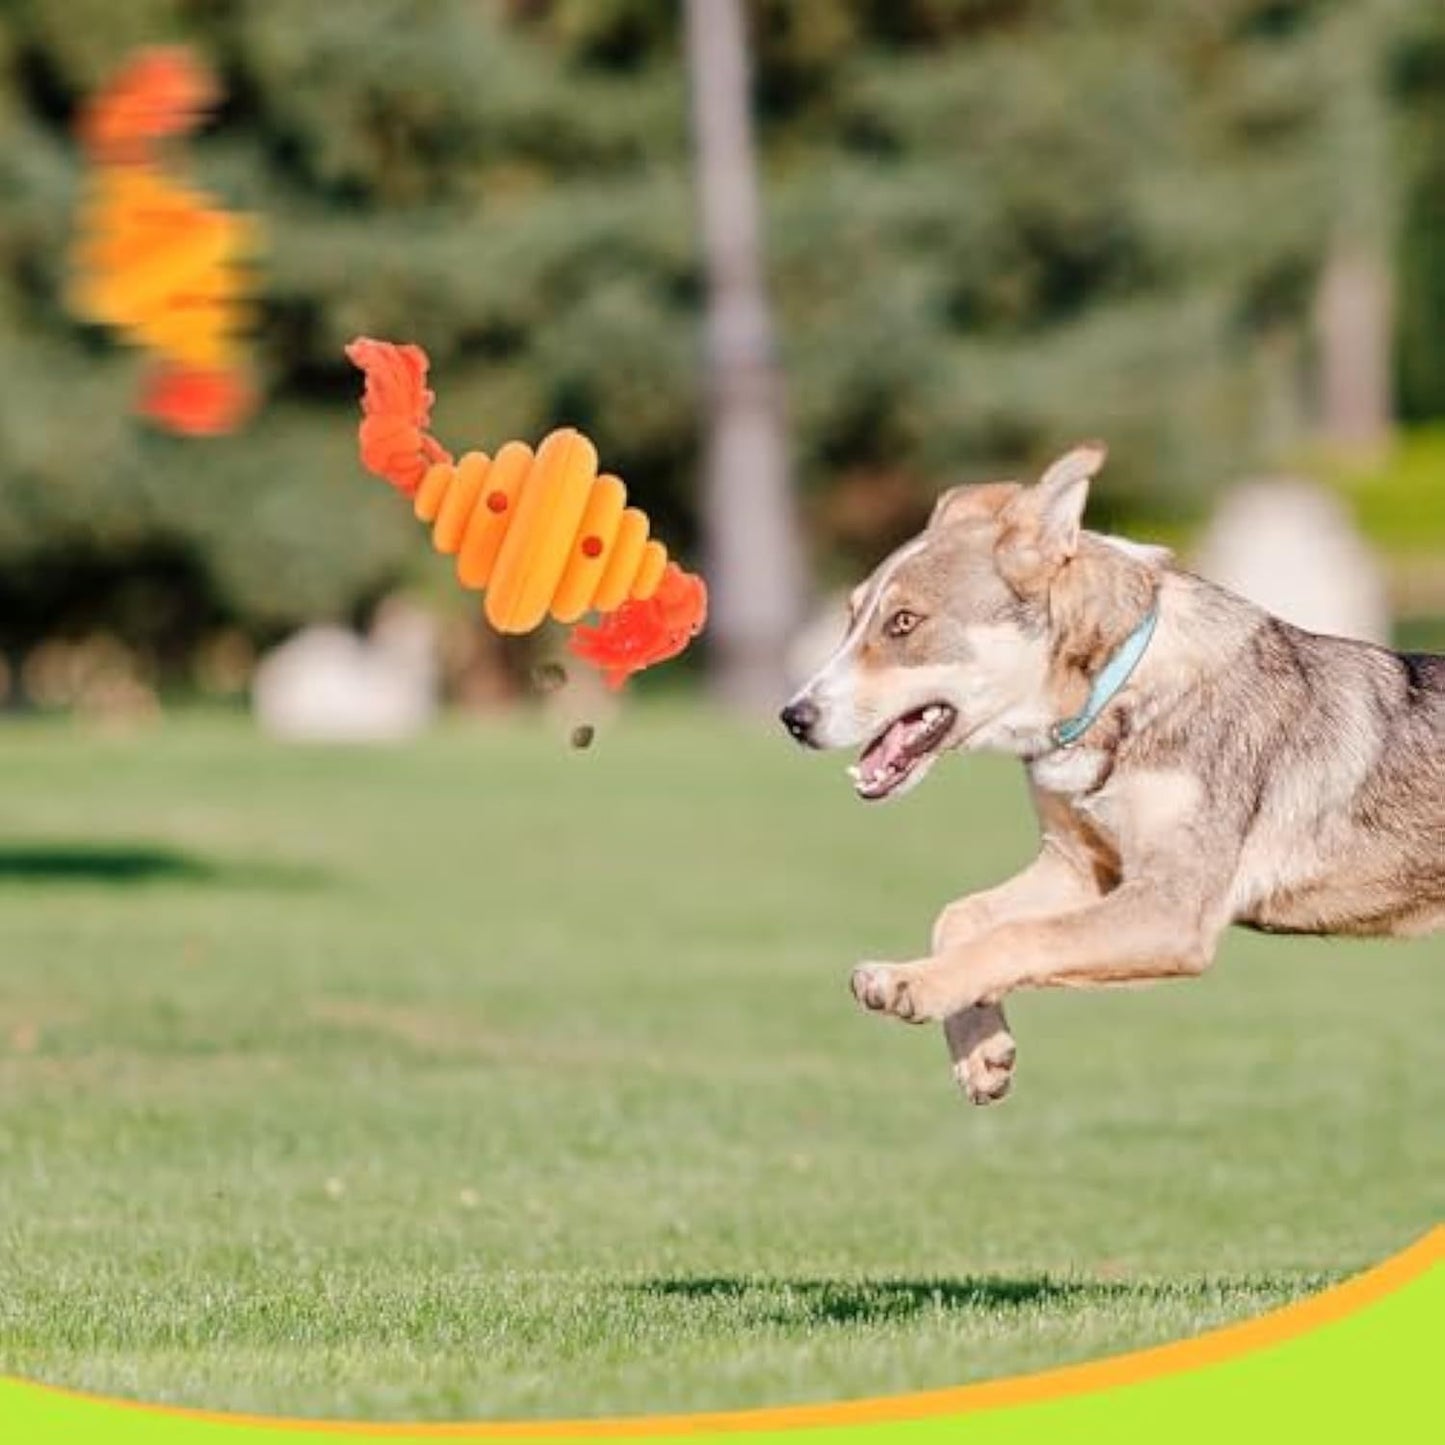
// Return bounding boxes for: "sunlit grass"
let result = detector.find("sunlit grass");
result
[0,709,1437,1419]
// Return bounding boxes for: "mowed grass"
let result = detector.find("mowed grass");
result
[0,708,1439,1421]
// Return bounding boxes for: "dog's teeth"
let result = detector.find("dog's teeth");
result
[846,764,861,782]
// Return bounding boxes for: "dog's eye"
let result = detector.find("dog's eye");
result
[885,609,922,638]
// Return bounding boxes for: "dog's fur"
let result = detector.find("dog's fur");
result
[781,444,1445,1103]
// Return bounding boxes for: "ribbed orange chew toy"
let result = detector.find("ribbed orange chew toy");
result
[347,337,706,683]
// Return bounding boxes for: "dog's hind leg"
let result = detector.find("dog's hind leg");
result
[943,1005,1016,1105]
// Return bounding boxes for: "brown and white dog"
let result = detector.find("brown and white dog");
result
[780,444,1445,1103]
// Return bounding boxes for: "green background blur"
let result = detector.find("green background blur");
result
[1,0,1444,709]
[1,4,1443,1419]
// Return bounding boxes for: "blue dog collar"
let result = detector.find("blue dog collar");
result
[1049,606,1159,749]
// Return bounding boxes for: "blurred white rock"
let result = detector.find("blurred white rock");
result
[252,597,440,742]
[1192,478,1389,645]
[785,591,850,692]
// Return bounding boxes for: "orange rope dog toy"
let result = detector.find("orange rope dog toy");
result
[347,338,706,688]
[67,47,259,436]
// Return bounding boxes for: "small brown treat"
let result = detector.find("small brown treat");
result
[531,661,568,694]
[570,724,595,750]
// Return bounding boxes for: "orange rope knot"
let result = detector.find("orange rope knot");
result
[77,47,217,166]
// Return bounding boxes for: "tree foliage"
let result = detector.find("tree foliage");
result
[0,0,1430,672]
[1394,3,1445,423]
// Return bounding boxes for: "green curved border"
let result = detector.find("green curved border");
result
[1,1230,1438,1444]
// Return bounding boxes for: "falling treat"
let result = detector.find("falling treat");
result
[346,337,706,687]
[531,661,569,695]
[570,724,595,750]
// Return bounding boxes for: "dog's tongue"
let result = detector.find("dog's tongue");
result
[875,719,912,769]
[859,716,913,786]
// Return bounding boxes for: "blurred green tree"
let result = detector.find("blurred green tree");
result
[0,0,1431,690]
[1393,2,1445,424]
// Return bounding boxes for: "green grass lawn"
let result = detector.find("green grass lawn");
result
[0,708,1439,1421]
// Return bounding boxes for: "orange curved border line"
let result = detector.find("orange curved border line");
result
[11,1226,1441,1438]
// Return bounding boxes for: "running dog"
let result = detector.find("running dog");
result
[780,444,1445,1103]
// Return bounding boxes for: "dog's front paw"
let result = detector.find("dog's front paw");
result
[953,1026,1017,1105]
[850,962,944,1023]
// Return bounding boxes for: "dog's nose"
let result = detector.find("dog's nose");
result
[779,698,819,746]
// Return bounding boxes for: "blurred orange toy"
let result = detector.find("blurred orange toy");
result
[67,47,259,436]
[347,337,707,687]
[77,46,216,166]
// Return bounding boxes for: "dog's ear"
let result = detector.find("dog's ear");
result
[929,481,1019,532]
[996,442,1107,592]
[929,486,973,531]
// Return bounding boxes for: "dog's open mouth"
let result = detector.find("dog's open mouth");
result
[849,703,958,801]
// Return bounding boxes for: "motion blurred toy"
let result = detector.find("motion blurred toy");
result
[67,47,259,436]
[346,337,707,688]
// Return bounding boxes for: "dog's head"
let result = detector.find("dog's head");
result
[780,442,1159,801]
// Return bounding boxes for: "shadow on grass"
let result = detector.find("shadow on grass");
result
[633,1274,1304,1327]
[0,842,328,891]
